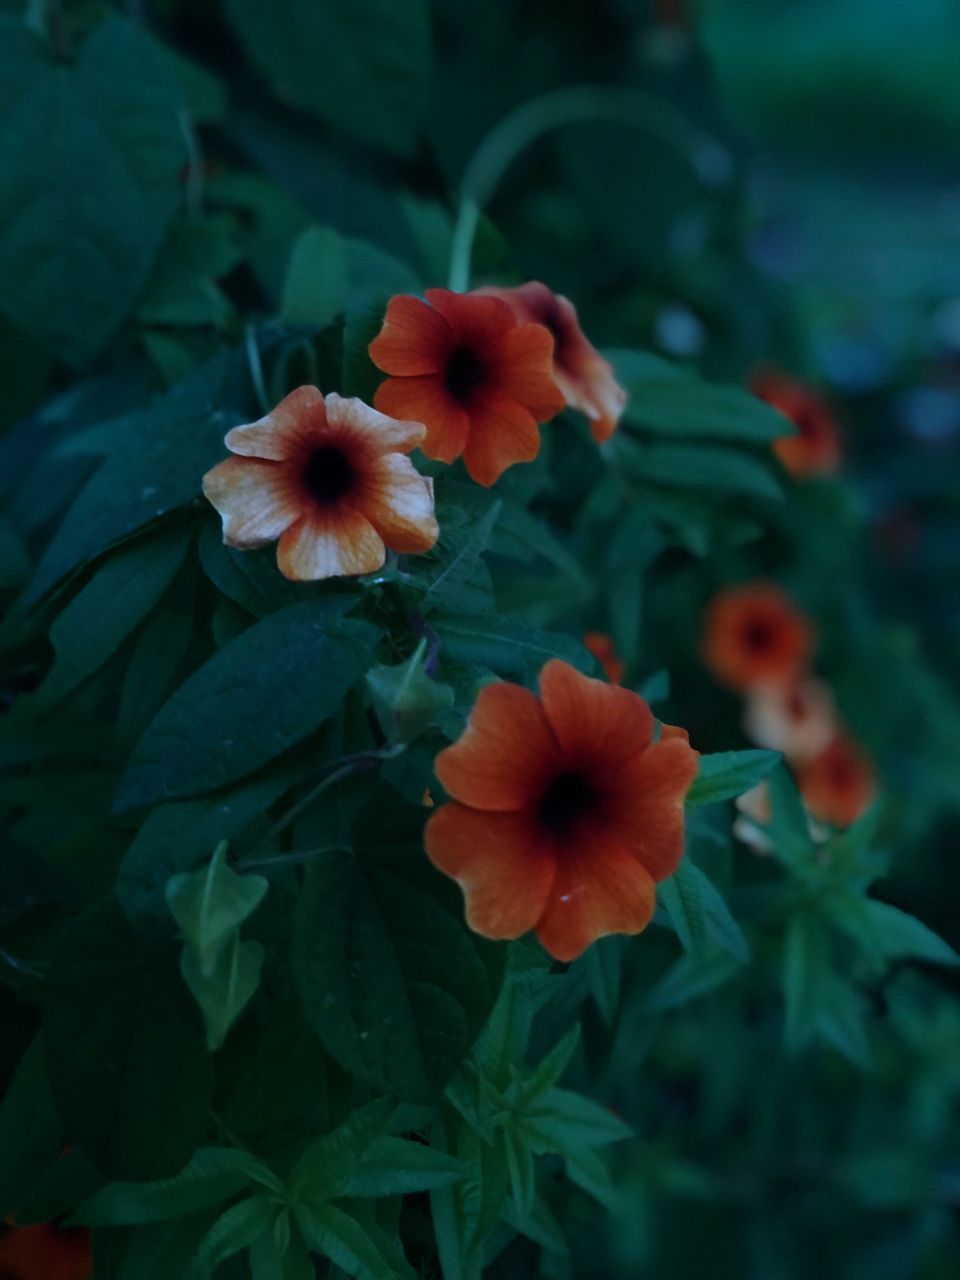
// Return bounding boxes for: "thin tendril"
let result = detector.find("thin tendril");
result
[447,85,732,292]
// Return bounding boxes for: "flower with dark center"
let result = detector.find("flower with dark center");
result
[424,659,699,962]
[478,281,627,443]
[797,734,875,828]
[368,288,565,486]
[750,367,841,478]
[202,386,438,581]
[742,676,836,764]
[702,582,814,692]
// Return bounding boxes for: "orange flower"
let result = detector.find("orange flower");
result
[797,734,875,828]
[0,1223,92,1280]
[368,288,565,486]
[751,368,841,478]
[583,631,624,684]
[477,282,626,443]
[742,676,836,764]
[424,659,699,962]
[703,583,814,693]
[203,387,438,580]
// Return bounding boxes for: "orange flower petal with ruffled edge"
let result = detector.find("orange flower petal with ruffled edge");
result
[534,837,656,963]
[797,734,875,828]
[424,804,556,940]
[702,582,814,693]
[479,281,626,443]
[369,288,565,486]
[424,659,699,962]
[202,386,437,582]
[435,681,561,811]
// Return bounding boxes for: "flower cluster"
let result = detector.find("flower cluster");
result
[703,582,875,835]
[203,283,626,581]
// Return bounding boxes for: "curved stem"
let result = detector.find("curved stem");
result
[447,85,731,292]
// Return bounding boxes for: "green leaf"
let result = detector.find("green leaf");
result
[281,226,420,327]
[181,935,266,1051]
[166,843,268,963]
[662,859,749,960]
[643,948,743,1013]
[434,615,592,678]
[191,1194,278,1279]
[343,1136,465,1198]
[418,501,500,616]
[783,914,830,1053]
[623,377,793,443]
[117,601,378,809]
[117,603,195,750]
[521,1088,632,1155]
[518,1026,581,1102]
[293,802,499,1103]
[502,1123,536,1217]
[0,17,184,364]
[73,1148,278,1226]
[366,641,455,743]
[224,0,431,156]
[28,351,252,601]
[26,527,189,713]
[290,1098,394,1203]
[834,897,959,969]
[44,899,211,1180]
[117,767,297,925]
[686,749,781,806]
[295,1200,415,1280]
[616,437,784,501]
[0,1039,61,1219]
[581,937,626,1027]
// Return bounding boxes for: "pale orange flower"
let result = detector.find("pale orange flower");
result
[425,659,699,962]
[742,676,836,765]
[203,387,438,581]
[368,289,565,486]
[478,282,627,443]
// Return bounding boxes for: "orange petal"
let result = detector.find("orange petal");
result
[434,680,561,811]
[361,453,438,553]
[368,294,453,376]
[534,836,656,962]
[324,392,426,454]
[424,803,555,940]
[202,457,299,547]
[226,386,326,459]
[374,376,469,463]
[539,659,653,771]
[597,735,699,881]
[425,288,517,351]
[276,509,385,580]
[461,393,540,486]
[494,323,567,421]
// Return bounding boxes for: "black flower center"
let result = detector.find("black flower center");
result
[303,445,355,505]
[445,347,485,401]
[743,617,775,652]
[538,771,597,835]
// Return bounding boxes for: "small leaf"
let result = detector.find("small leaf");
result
[166,843,268,964]
[434,615,592,678]
[344,1136,465,1198]
[181,935,265,1051]
[73,1148,278,1226]
[659,861,707,952]
[521,1088,632,1155]
[783,914,829,1053]
[295,1200,416,1280]
[366,641,455,743]
[290,1098,394,1204]
[191,1194,278,1279]
[686,749,781,807]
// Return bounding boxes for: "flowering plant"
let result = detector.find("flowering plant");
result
[1,3,959,1279]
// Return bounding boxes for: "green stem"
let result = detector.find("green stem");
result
[447,84,731,292]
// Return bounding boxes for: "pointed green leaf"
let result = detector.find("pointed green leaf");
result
[167,843,268,962]
[686,749,781,807]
